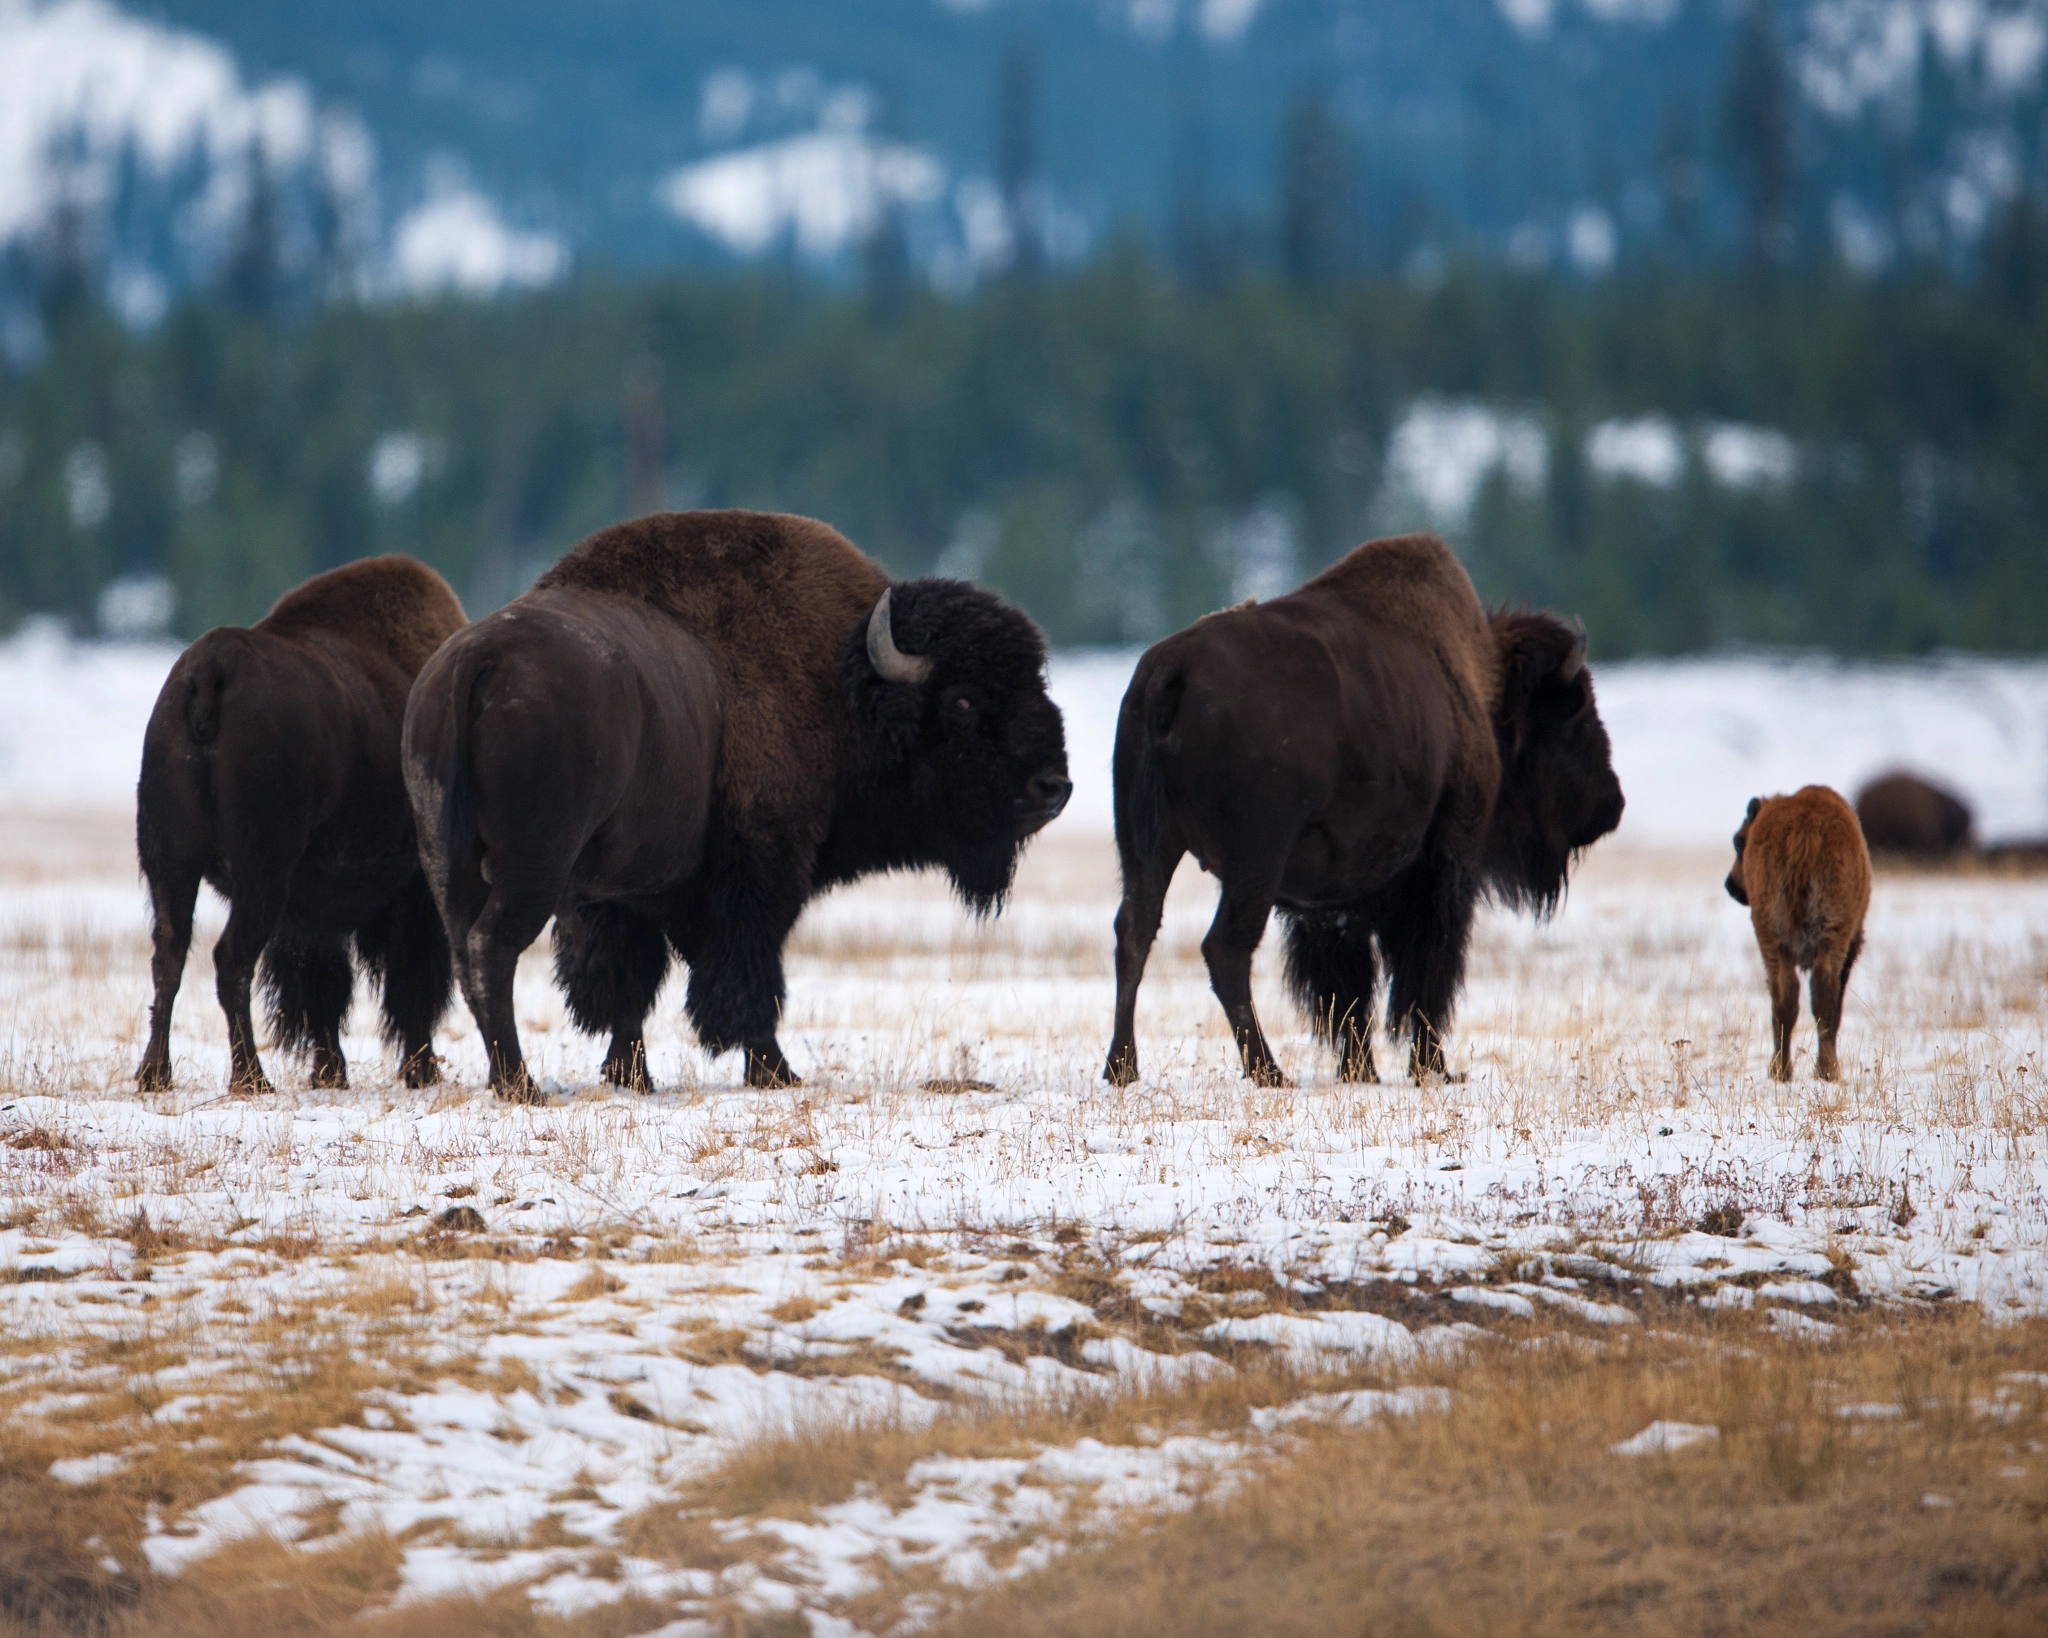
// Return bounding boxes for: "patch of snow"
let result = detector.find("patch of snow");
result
[1610,1419,1718,1456]
[1201,1310,1420,1363]
[0,0,321,245]
[49,1450,131,1483]
[1765,1308,1840,1341]
[389,184,565,297]
[1586,416,1684,488]
[1380,398,1548,529]
[1247,1386,1450,1432]
[659,127,943,261]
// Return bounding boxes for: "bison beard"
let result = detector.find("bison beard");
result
[134,556,466,1094]
[404,510,1069,1100]
[1103,534,1625,1088]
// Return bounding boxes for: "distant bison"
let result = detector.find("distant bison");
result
[403,509,1070,1100]
[1103,532,1625,1088]
[1854,770,1974,858]
[1724,785,1871,1082]
[136,556,467,1093]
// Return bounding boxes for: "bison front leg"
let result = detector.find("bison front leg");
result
[356,875,454,1089]
[554,903,670,1093]
[1201,877,1289,1088]
[1377,860,1476,1083]
[1282,910,1379,1084]
[677,864,807,1089]
[1104,845,1181,1087]
[261,934,356,1090]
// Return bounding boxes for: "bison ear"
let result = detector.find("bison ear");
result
[1745,796,1761,820]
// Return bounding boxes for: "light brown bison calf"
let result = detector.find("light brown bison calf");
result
[1724,786,1871,1082]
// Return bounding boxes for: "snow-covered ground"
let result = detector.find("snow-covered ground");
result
[1,626,2045,1630]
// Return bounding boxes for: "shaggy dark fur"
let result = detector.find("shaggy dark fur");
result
[1854,770,1974,859]
[134,556,466,1093]
[1726,786,1872,1082]
[403,509,1069,1100]
[1104,533,1625,1088]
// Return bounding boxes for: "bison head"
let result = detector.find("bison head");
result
[1724,796,1761,906]
[846,578,1070,911]
[1483,612,1626,911]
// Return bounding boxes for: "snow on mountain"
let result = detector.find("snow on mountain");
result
[0,0,334,243]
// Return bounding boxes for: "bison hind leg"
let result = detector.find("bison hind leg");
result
[554,903,671,1092]
[356,876,454,1088]
[138,860,202,1092]
[260,933,355,1090]
[1282,910,1379,1083]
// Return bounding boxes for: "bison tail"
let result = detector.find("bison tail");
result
[1121,666,1183,873]
[439,655,496,874]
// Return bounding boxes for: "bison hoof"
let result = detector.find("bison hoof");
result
[311,1057,349,1092]
[1769,1057,1792,1083]
[230,1072,277,1098]
[1103,1050,1139,1088]
[136,1058,172,1093]
[494,1077,548,1106]
[401,1050,440,1089]
[743,1047,801,1089]
[603,1057,653,1094]
[1246,1065,1292,1089]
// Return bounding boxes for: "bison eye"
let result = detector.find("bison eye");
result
[951,694,974,715]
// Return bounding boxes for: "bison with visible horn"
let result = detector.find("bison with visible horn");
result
[1724,786,1870,1081]
[1103,532,1624,1088]
[136,556,467,1093]
[403,509,1070,1099]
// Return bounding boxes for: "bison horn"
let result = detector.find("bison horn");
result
[1560,618,1588,682]
[867,588,932,686]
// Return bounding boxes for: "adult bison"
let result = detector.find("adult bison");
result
[136,556,467,1094]
[1103,533,1624,1088]
[403,509,1071,1100]
[1854,770,1973,859]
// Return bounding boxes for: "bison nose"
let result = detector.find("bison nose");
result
[1029,772,1072,817]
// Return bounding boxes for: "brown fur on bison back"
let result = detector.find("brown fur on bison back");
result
[535,510,887,823]
[1742,787,1872,968]
[258,554,466,664]
[1290,532,1505,799]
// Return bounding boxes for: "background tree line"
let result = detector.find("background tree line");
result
[3,248,2045,657]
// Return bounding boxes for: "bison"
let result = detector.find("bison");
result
[1854,770,1973,859]
[136,556,467,1094]
[1103,533,1625,1088]
[1724,785,1870,1082]
[402,509,1071,1100]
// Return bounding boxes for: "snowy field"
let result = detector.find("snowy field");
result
[1,629,2046,1632]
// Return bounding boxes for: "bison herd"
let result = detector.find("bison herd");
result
[134,510,1965,1100]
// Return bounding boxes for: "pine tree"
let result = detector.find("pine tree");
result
[1725,0,1794,279]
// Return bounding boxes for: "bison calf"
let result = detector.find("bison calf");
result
[136,556,466,1094]
[1724,786,1871,1082]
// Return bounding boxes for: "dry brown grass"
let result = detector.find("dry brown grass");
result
[917,1306,2048,1638]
